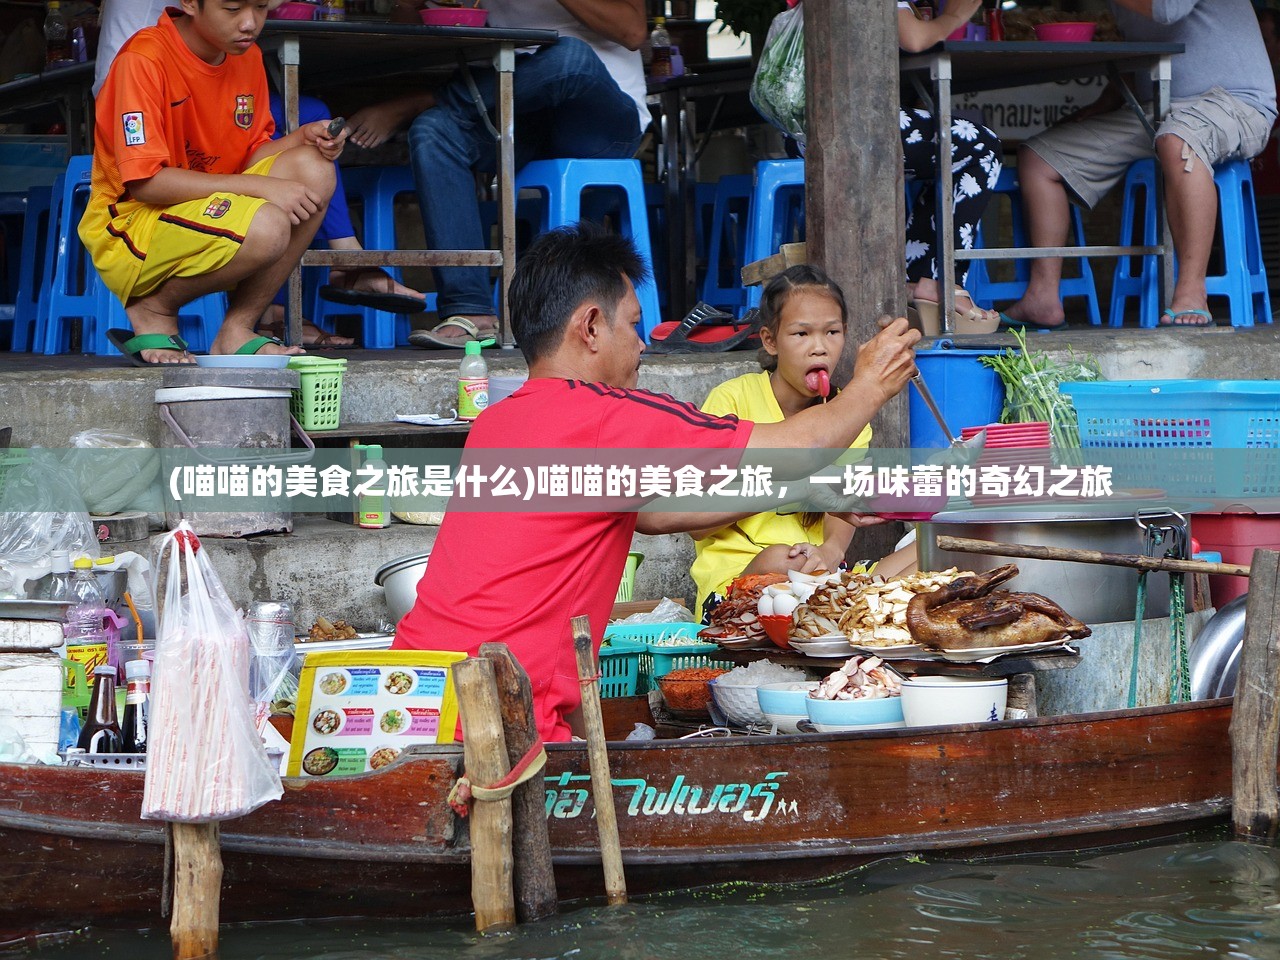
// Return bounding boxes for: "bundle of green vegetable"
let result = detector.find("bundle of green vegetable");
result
[749,3,806,149]
[979,328,1102,448]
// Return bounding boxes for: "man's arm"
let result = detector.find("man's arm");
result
[557,0,647,51]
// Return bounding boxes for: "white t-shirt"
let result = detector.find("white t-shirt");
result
[485,0,650,134]
[93,0,171,96]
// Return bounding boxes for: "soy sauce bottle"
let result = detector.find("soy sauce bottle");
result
[77,665,124,753]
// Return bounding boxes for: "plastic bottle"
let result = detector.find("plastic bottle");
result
[45,550,73,602]
[43,1,71,67]
[649,17,673,79]
[64,558,108,687]
[121,659,150,753]
[77,666,124,754]
[457,341,489,421]
[355,443,390,529]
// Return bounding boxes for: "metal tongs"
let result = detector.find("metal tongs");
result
[912,371,988,452]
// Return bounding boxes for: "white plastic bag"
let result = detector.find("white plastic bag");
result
[142,523,282,821]
[750,2,806,151]
[67,429,162,516]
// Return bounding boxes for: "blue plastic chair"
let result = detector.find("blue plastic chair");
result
[1110,157,1272,327]
[965,168,1102,325]
[700,174,752,312]
[10,185,52,351]
[743,159,806,311]
[514,158,662,340]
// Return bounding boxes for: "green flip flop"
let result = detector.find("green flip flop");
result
[235,335,287,355]
[106,329,193,366]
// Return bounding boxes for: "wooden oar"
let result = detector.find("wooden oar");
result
[934,535,1251,578]
[571,615,627,905]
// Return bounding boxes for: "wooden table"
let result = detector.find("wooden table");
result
[0,61,95,155]
[259,20,557,349]
[647,62,755,320]
[898,40,1185,330]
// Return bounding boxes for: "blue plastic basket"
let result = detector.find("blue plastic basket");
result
[597,636,644,698]
[1062,379,1280,497]
[603,622,716,690]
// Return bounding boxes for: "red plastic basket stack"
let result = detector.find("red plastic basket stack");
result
[962,422,1053,507]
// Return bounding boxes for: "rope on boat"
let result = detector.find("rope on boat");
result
[1130,524,1192,708]
[448,739,547,817]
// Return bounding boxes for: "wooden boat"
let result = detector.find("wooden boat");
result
[0,695,1243,946]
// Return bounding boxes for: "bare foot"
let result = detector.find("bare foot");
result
[347,93,435,150]
[257,304,355,347]
[328,266,425,303]
[1002,291,1067,329]
[123,306,195,364]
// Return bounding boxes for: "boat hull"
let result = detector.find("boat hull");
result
[0,699,1240,943]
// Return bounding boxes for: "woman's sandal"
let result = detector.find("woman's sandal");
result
[407,316,497,349]
[320,267,427,314]
[646,303,762,354]
[910,289,1003,336]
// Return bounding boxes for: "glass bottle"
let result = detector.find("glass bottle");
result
[121,659,150,753]
[77,666,124,754]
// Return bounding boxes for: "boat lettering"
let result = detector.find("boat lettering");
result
[544,771,788,821]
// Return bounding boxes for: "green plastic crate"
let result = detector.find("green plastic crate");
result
[614,551,644,602]
[288,356,347,431]
[598,636,644,698]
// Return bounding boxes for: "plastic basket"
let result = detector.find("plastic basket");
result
[597,636,645,698]
[605,621,702,688]
[646,635,732,691]
[614,552,644,602]
[1062,380,1280,497]
[288,356,347,431]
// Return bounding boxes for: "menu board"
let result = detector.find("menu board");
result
[287,650,466,778]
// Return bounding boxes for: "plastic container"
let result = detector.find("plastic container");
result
[288,356,346,431]
[900,676,1008,727]
[458,340,489,421]
[1062,379,1280,498]
[646,639,731,689]
[1192,509,1280,608]
[268,1,319,18]
[909,343,1005,450]
[614,551,644,602]
[420,6,488,26]
[597,636,645,698]
[1033,21,1096,42]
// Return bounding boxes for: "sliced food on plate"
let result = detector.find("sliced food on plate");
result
[905,564,1092,652]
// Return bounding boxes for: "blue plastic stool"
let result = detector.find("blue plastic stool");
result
[966,168,1102,325]
[317,165,421,348]
[700,174,752,311]
[743,159,806,311]
[514,158,662,340]
[1110,157,1272,327]
[10,184,52,351]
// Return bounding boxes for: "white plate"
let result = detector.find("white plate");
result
[196,354,292,369]
[812,719,906,733]
[850,643,938,660]
[714,634,773,651]
[790,637,856,658]
[937,640,1077,663]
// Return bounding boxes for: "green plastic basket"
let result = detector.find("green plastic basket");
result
[597,636,645,698]
[614,551,644,602]
[288,356,347,432]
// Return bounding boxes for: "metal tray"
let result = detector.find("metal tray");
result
[0,598,73,621]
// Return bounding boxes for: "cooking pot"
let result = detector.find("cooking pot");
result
[1189,593,1247,699]
[374,552,429,624]
[919,505,1189,624]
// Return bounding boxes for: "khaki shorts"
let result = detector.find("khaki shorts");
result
[85,153,279,303]
[1024,87,1274,209]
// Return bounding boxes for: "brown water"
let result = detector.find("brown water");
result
[16,832,1280,960]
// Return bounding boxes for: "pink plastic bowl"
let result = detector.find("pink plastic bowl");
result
[268,1,318,20]
[1033,21,1096,42]
[420,6,488,26]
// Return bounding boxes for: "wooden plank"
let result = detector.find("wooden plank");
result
[1231,548,1280,838]
[170,823,221,960]
[935,535,1252,578]
[740,243,808,287]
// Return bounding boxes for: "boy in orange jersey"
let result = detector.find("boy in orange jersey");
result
[80,0,347,364]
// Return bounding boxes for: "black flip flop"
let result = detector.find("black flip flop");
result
[646,304,761,354]
[319,285,427,314]
[106,329,193,366]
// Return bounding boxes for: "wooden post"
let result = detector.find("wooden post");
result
[170,823,221,960]
[479,642,558,922]
[452,657,516,932]
[804,0,906,565]
[1231,548,1280,839]
[570,615,627,905]
[1005,674,1037,721]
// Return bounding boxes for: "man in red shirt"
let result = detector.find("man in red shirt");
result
[393,224,920,741]
[81,0,346,364]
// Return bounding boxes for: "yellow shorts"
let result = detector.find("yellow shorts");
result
[82,153,280,303]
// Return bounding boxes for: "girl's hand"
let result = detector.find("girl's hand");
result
[787,542,829,573]
[831,513,890,529]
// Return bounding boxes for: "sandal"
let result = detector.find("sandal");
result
[1159,308,1215,327]
[106,329,194,366]
[408,316,497,350]
[320,267,427,314]
[646,303,761,354]
[235,335,290,355]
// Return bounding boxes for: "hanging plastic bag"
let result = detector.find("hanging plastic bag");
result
[142,523,282,821]
[0,449,97,597]
[66,430,162,517]
[750,1,806,152]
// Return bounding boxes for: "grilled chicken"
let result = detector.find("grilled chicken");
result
[906,564,1091,650]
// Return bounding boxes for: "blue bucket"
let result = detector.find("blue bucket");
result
[908,342,1005,450]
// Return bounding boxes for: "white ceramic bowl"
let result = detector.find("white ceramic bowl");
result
[711,680,767,727]
[757,681,819,734]
[900,676,1008,727]
[804,693,904,732]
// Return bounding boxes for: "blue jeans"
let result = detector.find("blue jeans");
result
[408,37,643,317]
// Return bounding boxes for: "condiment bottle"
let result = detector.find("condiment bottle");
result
[121,659,150,753]
[457,340,489,421]
[77,665,124,754]
[355,444,390,529]
[44,1,70,66]
[64,558,108,686]
[987,6,1004,41]
[649,17,673,79]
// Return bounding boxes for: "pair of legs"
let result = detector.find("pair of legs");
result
[260,93,424,347]
[124,146,334,363]
[406,37,643,343]
[1006,89,1272,328]
[900,108,1004,319]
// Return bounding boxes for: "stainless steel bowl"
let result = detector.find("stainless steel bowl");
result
[374,552,430,624]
